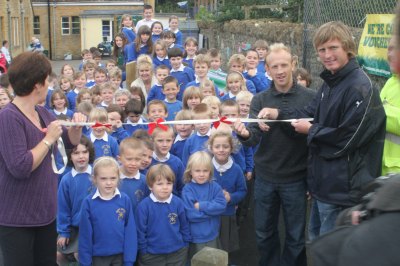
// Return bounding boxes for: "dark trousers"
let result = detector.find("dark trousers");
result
[0,220,57,266]
[254,178,307,266]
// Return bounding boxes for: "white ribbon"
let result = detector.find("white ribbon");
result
[51,137,68,174]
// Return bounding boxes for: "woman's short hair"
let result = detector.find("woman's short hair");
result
[8,52,52,96]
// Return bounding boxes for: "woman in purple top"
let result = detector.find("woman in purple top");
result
[0,52,85,266]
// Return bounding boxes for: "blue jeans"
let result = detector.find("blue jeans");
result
[254,178,307,266]
[309,199,345,240]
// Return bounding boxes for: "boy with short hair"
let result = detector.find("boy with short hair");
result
[168,47,195,101]
[147,65,170,102]
[79,49,92,70]
[45,72,59,110]
[67,71,87,111]
[108,67,123,89]
[106,104,129,143]
[162,76,182,121]
[92,50,104,69]
[118,137,150,211]
[87,107,119,159]
[82,60,97,88]
[171,110,193,157]
[161,30,184,52]
[181,103,212,166]
[94,68,108,85]
[105,59,117,72]
[253,40,269,75]
[98,82,116,108]
[133,130,154,175]
[147,99,168,122]
[135,4,158,33]
[236,91,253,118]
[207,48,227,90]
[228,54,257,94]
[124,99,147,135]
[149,126,185,196]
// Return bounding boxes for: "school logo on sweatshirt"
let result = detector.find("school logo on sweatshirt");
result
[135,189,144,202]
[116,208,126,221]
[102,144,111,156]
[168,213,178,224]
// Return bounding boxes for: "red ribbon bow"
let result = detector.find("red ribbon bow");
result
[91,122,112,130]
[213,116,233,129]
[148,118,168,134]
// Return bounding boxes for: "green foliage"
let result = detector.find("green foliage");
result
[215,5,245,22]
[155,0,188,13]
[195,6,215,21]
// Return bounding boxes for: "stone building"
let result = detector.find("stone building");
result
[0,0,34,57]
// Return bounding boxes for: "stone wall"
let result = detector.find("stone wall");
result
[198,20,388,90]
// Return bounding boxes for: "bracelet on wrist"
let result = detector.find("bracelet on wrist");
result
[42,140,52,150]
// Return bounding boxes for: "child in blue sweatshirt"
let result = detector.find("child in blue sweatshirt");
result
[149,126,185,197]
[126,25,153,63]
[79,157,137,266]
[208,130,247,253]
[124,99,148,136]
[182,151,227,260]
[182,103,212,166]
[136,164,191,266]
[57,136,95,265]
[168,47,195,101]
[107,104,130,144]
[171,110,193,157]
[118,137,150,212]
[87,107,119,159]
[121,14,136,43]
[162,76,183,121]
[147,65,170,102]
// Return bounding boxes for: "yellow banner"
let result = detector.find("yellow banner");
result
[357,14,394,78]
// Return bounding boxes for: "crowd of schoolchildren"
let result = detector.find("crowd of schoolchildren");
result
[0,4,315,266]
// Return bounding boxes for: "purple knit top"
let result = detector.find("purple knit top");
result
[0,103,73,227]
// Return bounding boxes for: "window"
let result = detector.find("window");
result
[33,16,40,35]
[11,17,20,46]
[61,17,70,35]
[71,16,80,34]
[61,16,80,35]
[102,20,112,42]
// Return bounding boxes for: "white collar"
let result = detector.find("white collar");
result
[120,171,141,180]
[169,43,175,49]
[212,156,233,175]
[228,91,237,98]
[150,192,172,204]
[92,188,121,200]
[90,132,108,142]
[100,101,109,107]
[140,43,146,48]
[174,133,189,143]
[127,117,143,125]
[157,55,168,61]
[152,151,170,162]
[54,107,68,115]
[244,68,258,75]
[71,165,92,177]
[171,28,179,34]
[185,55,196,60]
[123,26,133,30]
[196,128,211,137]
[164,98,177,103]
[155,81,162,86]
[170,64,185,72]
[74,88,80,94]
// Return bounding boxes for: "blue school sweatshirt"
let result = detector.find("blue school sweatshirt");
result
[151,34,160,42]
[50,108,74,119]
[246,79,257,94]
[147,84,164,102]
[123,118,148,136]
[170,66,195,101]
[257,60,266,74]
[122,27,136,43]
[57,167,94,237]
[182,181,226,243]
[212,162,247,216]
[231,133,254,173]
[153,56,171,69]
[88,132,119,159]
[165,100,182,121]
[120,173,150,212]
[183,57,194,69]
[150,153,185,196]
[243,71,271,93]
[175,31,183,46]
[126,43,151,63]
[66,89,79,111]
[171,137,187,158]
[79,191,137,266]
[182,133,209,167]
[111,127,130,144]
[135,195,191,255]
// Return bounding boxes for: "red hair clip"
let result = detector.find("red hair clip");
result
[213,116,232,129]
[91,122,112,130]
[148,118,168,134]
